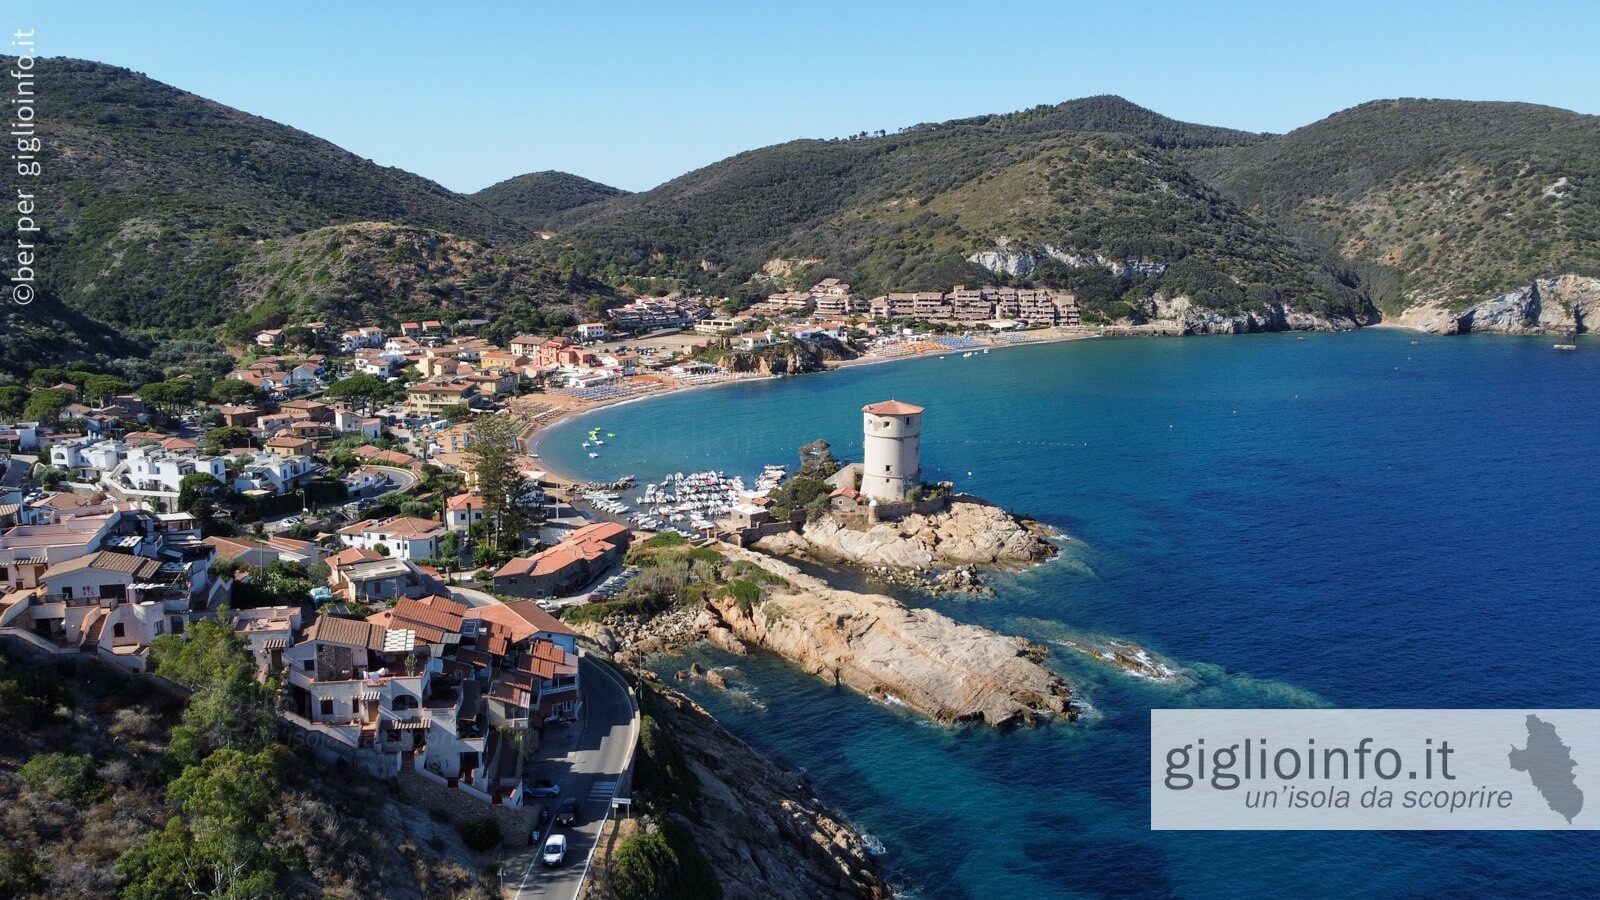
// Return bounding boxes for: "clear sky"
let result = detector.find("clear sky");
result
[19,0,1599,193]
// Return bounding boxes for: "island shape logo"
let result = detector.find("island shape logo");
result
[1508,714,1585,823]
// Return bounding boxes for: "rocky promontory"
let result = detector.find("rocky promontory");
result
[755,496,1057,573]
[1393,274,1599,335]
[625,682,892,900]
[702,548,1074,727]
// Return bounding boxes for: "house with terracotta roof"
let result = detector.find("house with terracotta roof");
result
[0,545,222,670]
[264,434,316,458]
[445,492,485,532]
[492,522,631,598]
[337,516,446,561]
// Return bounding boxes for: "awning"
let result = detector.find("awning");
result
[261,637,288,650]
[358,688,382,701]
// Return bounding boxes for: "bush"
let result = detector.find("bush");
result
[0,847,43,899]
[726,579,761,615]
[19,752,107,805]
[459,816,503,853]
[642,532,687,548]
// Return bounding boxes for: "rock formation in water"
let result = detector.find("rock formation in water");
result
[755,496,1057,572]
[702,548,1074,727]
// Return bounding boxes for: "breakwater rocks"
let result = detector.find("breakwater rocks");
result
[704,549,1074,728]
[643,683,892,900]
[755,497,1057,575]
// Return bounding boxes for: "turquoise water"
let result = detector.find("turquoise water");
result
[540,332,1600,898]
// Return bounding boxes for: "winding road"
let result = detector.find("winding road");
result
[501,654,638,899]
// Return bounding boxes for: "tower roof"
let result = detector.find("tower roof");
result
[863,400,924,415]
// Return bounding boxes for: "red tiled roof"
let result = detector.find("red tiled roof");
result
[862,399,924,415]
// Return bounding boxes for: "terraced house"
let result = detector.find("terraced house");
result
[269,596,581,807]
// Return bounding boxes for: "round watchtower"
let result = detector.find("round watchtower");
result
[861,399,924,502]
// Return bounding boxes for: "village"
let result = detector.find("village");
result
[0,277,1090,885]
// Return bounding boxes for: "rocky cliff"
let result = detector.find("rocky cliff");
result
[702,548,1074,727]
[1126,294,1369,334]
[755,497,1057,571]
[637,684,892,900]
[1393,274,1600,335]
[711,336,857,376]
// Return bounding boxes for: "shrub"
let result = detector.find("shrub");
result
[458,816,503,853]
[726,579,761,615]
[643,532,688,548]
[19,752,107,805]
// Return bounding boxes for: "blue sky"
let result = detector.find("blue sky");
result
[21,1,1599,193]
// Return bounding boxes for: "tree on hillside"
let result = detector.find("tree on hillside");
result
[116,746,282,900]
[178,473,224,520]
[138,379,196,416]
[82,374,131,405]
[208,379,262,406]
[322,373,395,415]
[0,385,25,417]
[202,426,252,454]
[22,388,70,423]
[149,617,277,768]
[466,414,533,550]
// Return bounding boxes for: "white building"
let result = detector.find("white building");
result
[232,454,317,495]
[107,447,228,512]
[336,516,446,561]
[860,399,923,503]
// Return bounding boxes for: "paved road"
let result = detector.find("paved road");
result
[448,584,500,609]
[503,655,637,899]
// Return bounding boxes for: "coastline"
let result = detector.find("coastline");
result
[525,327,1101,486]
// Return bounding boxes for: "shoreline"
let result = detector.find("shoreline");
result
[526,328,1101,486]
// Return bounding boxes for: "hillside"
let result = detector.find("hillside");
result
[1189,99,1600,322]
[470,170,628,229]
[222,222,619,344]
[10,57,541,333]
[0,645,495,899]
[552,97,1368,325]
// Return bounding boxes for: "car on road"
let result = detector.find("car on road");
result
[541,833,567,867]
[528,779,561,797]
[555,797,579,826]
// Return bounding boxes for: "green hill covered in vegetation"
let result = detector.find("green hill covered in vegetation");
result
[470,170,628,229]
[546,96,1368,322]
[1187,99,1600,312]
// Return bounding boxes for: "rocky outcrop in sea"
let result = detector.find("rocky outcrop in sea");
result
[755,496,1057,574]
[703,548,1075,727]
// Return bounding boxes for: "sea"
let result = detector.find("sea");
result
[538,331,1600,899]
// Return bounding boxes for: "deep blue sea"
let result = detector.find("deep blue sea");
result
[538,331,1600,899]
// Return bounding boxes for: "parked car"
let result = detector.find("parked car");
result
[555,797,579,826]
[528,779,561,798]
[541,833,567,867]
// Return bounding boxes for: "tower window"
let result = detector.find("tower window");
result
[884,465,892,473]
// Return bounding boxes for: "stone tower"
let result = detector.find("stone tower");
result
[860,399,924,502]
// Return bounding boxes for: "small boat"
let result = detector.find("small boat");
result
[962,351,973,358]
[582,441,590,448]
[1554,343,1577,351]
[607,432,616,438]
[588,452,600,458]
[1410,340,1420,346]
